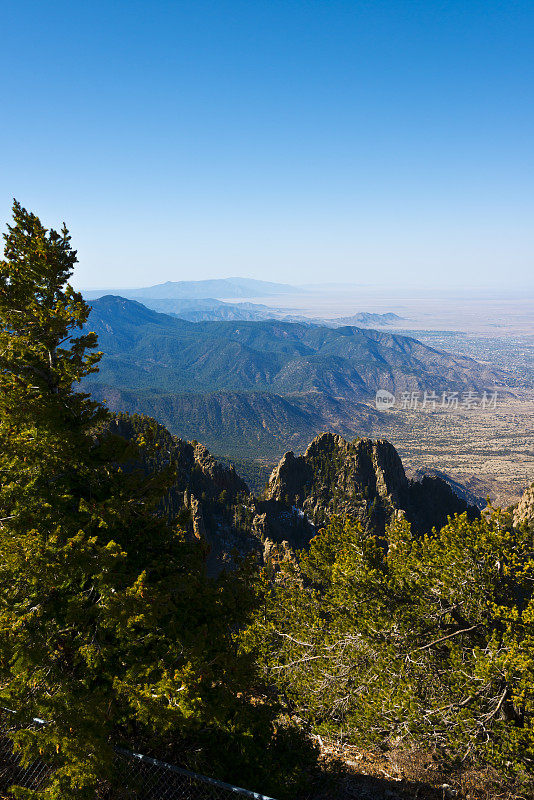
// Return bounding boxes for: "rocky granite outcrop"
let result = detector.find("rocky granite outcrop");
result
[513,484,534,528]
[265,433,478,534]
[191,442,249,497]
[107,414,248,503]
[408,467,486,509]
[105,417,480,573]
[104,413,314,573]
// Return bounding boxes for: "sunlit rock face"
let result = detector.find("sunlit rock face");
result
[514,484,534,529]
[265,432,478,534]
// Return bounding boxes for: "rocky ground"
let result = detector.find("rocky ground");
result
[308,740,526,800]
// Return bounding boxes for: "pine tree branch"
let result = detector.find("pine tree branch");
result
[412,623,481,652]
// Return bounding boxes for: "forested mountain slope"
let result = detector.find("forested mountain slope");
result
[87,386,399,458]
[84,296,508,458]
[86,295,506,398]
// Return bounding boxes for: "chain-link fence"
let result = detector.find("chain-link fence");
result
[0,710,278,800]
[114,748,278,800]
[0,711,53,794]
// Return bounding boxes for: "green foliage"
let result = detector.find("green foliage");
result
[0,202,314,799]
[0,201,104,477]
[245,511,534,784]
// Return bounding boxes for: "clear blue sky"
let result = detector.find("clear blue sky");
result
[1,0,533,289]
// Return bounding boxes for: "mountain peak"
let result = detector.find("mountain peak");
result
[129,277,299,300]
[265,433,478,533]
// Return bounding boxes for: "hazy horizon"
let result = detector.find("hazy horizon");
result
[78,277,534,297]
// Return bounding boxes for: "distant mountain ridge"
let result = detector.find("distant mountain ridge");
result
[332,311,404,326]
[83,295,509,460]
[111,297,405,327]
[84,277,298,300]
[83,283,406,327]
[129,296,316,323]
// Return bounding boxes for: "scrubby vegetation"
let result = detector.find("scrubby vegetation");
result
[245,512,534,795]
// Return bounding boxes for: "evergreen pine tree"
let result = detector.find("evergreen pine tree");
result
[0,202,294,799]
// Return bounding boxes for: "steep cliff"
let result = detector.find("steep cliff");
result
[105,417,480,573]
[105,414,314,572]
[513,484,534,528]
[265,432,479,534]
